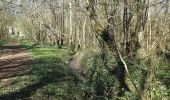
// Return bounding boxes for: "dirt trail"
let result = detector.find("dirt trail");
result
[0,41,31,85]
[70,53,87,83]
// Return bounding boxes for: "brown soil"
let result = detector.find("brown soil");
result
[0,41,32,83]
[70,53,87,82]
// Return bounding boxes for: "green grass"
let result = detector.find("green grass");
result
[0,39,7,46]
[0,41,84,100]
[1,39,169,99]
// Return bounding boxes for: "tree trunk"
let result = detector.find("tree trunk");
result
[69,0,73,46]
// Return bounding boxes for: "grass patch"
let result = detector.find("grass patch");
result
[0,41,84,100]
[0,39,7,46]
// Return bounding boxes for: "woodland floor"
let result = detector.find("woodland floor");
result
[0,40,32,81]
[0,40,81,100]
[0,40,34,99]
[0,40,169,100]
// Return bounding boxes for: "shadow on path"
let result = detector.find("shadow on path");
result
[0,42,79,100]
[0,43,32,80]
[0,59,70,100]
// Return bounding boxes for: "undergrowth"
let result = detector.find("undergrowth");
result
[0,40,169,100]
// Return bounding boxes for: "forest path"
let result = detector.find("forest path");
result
[0,40,73,99]
[70,53,87,83]
[0,40,32,86]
